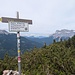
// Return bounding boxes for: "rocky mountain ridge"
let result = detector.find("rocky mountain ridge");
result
[52,29,75,38]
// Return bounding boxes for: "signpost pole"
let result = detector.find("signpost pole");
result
[17,12,21,75]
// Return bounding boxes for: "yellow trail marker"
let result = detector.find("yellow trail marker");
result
[0,18,2,21]
[18,50,20,53]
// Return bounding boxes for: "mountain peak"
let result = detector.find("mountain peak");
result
[53,29,75,38]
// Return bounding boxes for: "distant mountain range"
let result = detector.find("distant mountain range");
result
[26,29,75,45]
[26,36,53,45]
[0,29,75,58]
[0,30,43,59]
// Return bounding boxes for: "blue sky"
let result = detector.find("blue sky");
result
[0,0,75,36]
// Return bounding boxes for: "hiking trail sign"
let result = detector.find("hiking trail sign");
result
[0,12,32,75]
[9,21,29,32]
[0,17,32,32]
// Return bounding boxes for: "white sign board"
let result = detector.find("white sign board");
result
[9,21,29,32]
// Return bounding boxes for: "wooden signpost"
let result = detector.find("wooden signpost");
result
[0,12,32,75]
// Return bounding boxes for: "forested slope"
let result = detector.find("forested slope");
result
[0,36,75,75]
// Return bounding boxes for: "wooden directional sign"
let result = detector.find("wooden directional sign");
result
[0,17,32,24]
